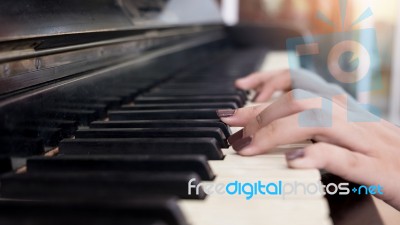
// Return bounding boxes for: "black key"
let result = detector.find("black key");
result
[1,172,205,200]
[53,103,108,118]
[152,88,248,102]
[26,127,64,146]
[160,83,236,89]
[102,82,154,90]
[89,120,232,137]
[65,97,121,108]
[0,157,12,174]
[94,89,141,103]
[27,155,215,180]
[145,90,247,102]
[20,119,78,137]
[101,78,157,86]
[1,127,63,146]
[134,96,244,107]
[59,138,224,160]
[0,198,186,225]
[171,77,236,83]
[75,127,227,148]
[43,109,98,125]
[121,102,237,110]
[152,87,240,92]
[0,137,44,157]
[109,109,220,120]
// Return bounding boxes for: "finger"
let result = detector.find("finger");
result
[253,72,291,102]
[217,104,269,127]
[233,109,360,156]
[235,72,269,90]
[287,142,397,206]
[243,89,323,137]
[232,112,325,155]
[285,143,374,186]
[252,83,275,103]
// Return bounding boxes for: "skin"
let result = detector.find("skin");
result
[236,70,292,102]
[221,70,400,210]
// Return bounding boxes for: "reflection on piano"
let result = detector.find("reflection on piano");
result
[0,0,334,224]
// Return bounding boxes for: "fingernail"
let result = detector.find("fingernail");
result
[232,136,252,151]
[228,129,243,145]
[285,149,305,161]
[216,109,236,118]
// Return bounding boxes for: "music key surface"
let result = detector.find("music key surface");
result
[20,119,78,137]
[134,96,245,107]
[27,155,215,180]
[0,197,187,225]
[74,127,228,148]
[0,137,44,157]
[0,39,333,225]
[0,172,206,200]
[143,90,247,102]
[89,120,232,137]
[0,13,299,225]
[52,103,108,118]
[42,109,99,126]
[120,102,238,110]
[59,138,224,160]
[108,109,221,120]
[64,97,122,109]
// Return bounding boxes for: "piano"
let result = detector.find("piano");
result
[0,0,383,224]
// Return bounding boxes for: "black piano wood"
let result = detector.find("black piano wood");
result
[75,127,228,148]
[59,138,224,160]
[27,155,215,180]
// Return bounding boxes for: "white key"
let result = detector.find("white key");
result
[180,197,331,225]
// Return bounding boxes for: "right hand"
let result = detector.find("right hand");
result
[235,69,291,102]
[218,90,400,210]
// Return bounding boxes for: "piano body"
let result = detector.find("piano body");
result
[0,0,337,224]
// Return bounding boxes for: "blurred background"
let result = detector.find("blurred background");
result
[215,0,399,122]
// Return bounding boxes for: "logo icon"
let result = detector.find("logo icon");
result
[286,0,382,125]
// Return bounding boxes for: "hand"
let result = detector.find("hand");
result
[235,70,291,102]
[218,89,400,210]
[236,68,349,103]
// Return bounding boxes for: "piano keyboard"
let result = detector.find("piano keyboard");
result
[0,50,332,225]
[179,52,332,225]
